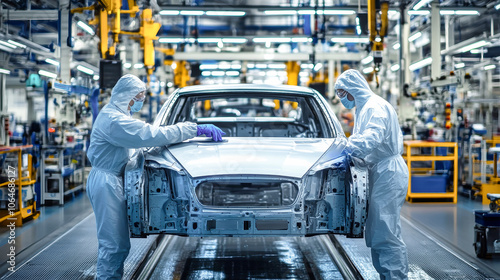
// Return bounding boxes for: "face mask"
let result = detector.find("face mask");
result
[341,95,355,109]
[130,100,144,113]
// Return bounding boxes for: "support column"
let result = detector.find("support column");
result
[399,5,413,123]
[59,0,72,82]
[431,1,441,79]
[444,15,455,70]
[328,60,334,99]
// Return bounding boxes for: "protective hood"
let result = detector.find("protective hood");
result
[334,69,373,110]
[109,74,147,114]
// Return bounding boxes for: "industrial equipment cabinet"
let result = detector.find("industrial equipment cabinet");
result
[403,141,458,203]
[474,194,500,258]
[0,145,39,226]
[41,145,85,206]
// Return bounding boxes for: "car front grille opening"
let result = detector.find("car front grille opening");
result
[195,181,298,207]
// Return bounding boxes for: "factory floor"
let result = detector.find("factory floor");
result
[0,189,499,279]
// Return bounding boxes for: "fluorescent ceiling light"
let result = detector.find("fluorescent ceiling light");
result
[45,58,59,66]
[231,64,241,70]
[123,63,131,69]
[470,49,486,54]
[0,68,10,74]
[7,40,26,48]
[253,37,291,43]
[206,11,245,16]
[77,21,95,35]
[256,63,267,69]
[322,10,356,15]
[200,64,218,70]
[0,40,17,49]
[268,63,286,69]
[313,63,323,71]
[226,71,240,76]
[291,37,311,43]
[297,10,316,15]
[409,57,432,71]
[456,40,488,53]
[484,64,496,70]
[362,67,374,74]
[198,38,222,43]
[455,63,465,68]
[388,10,400,16]
[222,38,247,43]
[134,63,144,69]
[440,10,455,15]
[77,65,94,75]
[160,10,180,15]
[407,10,430,15]
[38,70,57,79]
[393,43,401,50]
[93,75,99,80]
[299,71,309,77]
[390,64,400,72]
[331,37,369,43]
[496,3,500,10]
[264,10,297,15]
[301,63,314,69]
[211,70,225,76]
[247,63,255,68]
[455,10,480,15]
[413,0,432,10]
[201,71,211,77]
[408,32,422,42]
[180,10,204,16]
[218,63,231,70]
[362,55,374,65]
[159,38,184,43]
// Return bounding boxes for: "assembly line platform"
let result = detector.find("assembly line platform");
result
[1,194,499,279]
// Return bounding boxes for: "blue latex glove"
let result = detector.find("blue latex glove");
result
[197,124,226,141]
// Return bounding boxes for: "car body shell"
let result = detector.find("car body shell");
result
[125,84,368,238]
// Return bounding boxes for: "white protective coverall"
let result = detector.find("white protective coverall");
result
[86,74,197,279]
[334,69,409,279]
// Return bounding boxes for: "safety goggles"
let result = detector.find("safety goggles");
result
[133,93,146,102]
[336,89,349,99]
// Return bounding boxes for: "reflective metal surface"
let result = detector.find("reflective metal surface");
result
[167,138,338,178]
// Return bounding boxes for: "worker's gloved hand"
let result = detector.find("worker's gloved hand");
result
[197,124,226,142]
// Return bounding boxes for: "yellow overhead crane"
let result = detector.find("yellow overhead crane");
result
[72,0,161,83]
[367,0,389,86]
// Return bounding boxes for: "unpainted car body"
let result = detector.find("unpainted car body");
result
[125,84,368,238]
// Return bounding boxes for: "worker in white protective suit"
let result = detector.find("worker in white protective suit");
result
[334,69,409,280]
[86,74,223,279]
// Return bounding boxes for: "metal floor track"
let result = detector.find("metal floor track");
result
[336,216,495,280]
[1,214,157,280]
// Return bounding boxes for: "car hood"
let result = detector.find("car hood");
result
[159,137,346,178]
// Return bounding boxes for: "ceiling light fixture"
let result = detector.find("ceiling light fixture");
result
[407,10,430,15]
[133,63,144,69]
[413,0,432,10]
[409,57,432,71]
[123,63,131,69]
[211,70,225,76]
[0,40,17,49]
[362,67,374,74]
[484,64,496,70]
[77,65,94,75]
[180,10,205,16]
[361,55,374,65]
[206,11,245,16]
[159,38,184,43]
[198,38,222,43]
[390,64,400,72]
[0,68,11,74]
[408,32,422,42]
[159,10,180,15]
[45,58,60,66]
[393,43,401,49]
[7,40,26,48]
[77,21,95,35]
[496,3,500,10]
[221,38,247,43]
[253,37,291,43]
[38,70,57,79]
[93,75,100,80]
[454,10,480,15]
[456,40,489,53]
[226,71,240,76]
[291,37,311,43]
[455,63,465,68]
[200,64,218,70]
